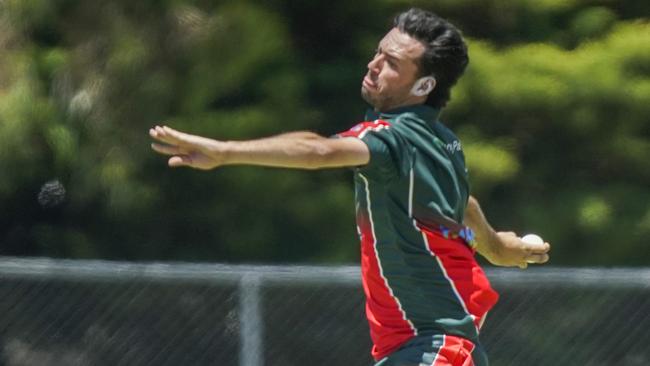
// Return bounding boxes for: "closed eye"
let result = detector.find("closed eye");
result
[375,47,399,69]
[386,57,399,70]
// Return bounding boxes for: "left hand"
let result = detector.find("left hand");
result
[484,231,551,269]
[149,125,225,170]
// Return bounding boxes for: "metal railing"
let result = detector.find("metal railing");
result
[0,257,648,366]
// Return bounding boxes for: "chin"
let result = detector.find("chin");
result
[360,88,371,103]
[361,88,377,107]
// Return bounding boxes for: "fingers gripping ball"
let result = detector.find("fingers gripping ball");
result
[521,234,544,245]
[521,233,545,265]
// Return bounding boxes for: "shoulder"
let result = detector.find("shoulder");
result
[392,111,421,126]
[432,121,463,150]
[337,119,393,139]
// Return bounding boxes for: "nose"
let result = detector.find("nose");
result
[367,54,381,74]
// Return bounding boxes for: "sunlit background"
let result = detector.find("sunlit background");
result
[1,0,648,266]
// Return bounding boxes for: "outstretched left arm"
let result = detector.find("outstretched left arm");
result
[149,125,370,170]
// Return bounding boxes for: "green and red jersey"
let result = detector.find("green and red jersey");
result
[337,105,499,361]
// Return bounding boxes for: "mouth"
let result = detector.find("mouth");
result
[362,76,376,90]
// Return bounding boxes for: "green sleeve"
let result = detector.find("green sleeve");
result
[356,126,411,182]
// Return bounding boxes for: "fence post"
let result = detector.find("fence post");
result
[239,273,263,366]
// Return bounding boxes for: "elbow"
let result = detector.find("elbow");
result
[467,195,478,209]
[296,137,367,170]
[291,140,335,170]
[467,195,478,206]
[463,195,480,225]
[306,143,336,169]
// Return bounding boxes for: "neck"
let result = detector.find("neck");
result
[375,100,427,113]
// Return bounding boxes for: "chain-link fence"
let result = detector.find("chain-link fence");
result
[0,257,648,366]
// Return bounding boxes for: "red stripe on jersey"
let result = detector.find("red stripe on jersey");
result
[431,336,476,366]
[338,119,392,138]
[422,229,499,330]
[357,176,416,361]
[360,226,416,360]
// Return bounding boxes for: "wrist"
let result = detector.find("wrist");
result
[213,140,236,165]
[476,229,501,262]
[199,139,234,168]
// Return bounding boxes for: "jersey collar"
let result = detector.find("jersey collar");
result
[365,104,441,124]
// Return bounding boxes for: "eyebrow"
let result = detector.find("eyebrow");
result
[377,46,402,62]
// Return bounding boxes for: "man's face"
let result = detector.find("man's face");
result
[361,28,426,111]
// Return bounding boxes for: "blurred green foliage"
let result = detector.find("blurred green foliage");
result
[0,0,648,265]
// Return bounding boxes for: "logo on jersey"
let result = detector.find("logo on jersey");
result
[446,140,462,154]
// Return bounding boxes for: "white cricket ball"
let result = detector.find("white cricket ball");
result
[521,233,544,245]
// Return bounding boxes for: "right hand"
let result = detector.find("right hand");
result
[484,231,551,269]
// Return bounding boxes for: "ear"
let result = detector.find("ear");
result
[410,76,436,97]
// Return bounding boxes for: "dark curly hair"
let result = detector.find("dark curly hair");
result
[394,8,469,109]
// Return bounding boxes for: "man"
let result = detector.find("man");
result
[150,8,550,366]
